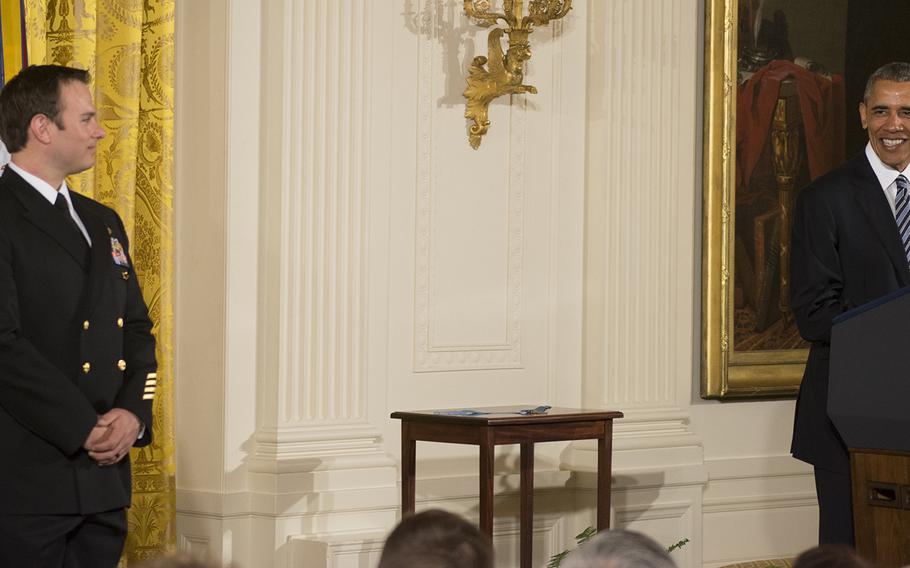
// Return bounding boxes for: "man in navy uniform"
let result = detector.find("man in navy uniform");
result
[0,65,157,566]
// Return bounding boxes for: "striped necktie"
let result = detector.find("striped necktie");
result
[895,174,910,266]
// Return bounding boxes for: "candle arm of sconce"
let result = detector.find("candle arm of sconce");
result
[463,0,509,26]
[524,0,572,27]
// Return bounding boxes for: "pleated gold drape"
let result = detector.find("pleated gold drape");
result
[23,0,175,563]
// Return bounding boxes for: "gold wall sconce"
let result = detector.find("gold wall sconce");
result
[463,0,571,149]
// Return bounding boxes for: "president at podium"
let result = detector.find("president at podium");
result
[789,61,910,546]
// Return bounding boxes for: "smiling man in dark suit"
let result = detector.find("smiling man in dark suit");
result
[0,65,157,566]
[790,61,910,546]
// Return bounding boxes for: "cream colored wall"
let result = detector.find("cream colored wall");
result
[174,1,818,567]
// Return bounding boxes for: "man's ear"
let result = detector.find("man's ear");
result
[28,114,53,145]
[859,102,869,130]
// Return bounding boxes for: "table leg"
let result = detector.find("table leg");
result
[520,442,534,568]
[597,422,612,530]
[479,429,494,538]
[402,422,416,515]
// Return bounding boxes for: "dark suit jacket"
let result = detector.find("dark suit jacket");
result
[790,152,910,473]
[0,167,157,514]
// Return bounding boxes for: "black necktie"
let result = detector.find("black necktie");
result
[53,192,89,263]
[54,193,84,238]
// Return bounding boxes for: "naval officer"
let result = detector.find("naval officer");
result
[0,64,158,566]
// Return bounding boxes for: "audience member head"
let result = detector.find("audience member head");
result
[792,545,872,568]
[561,529,676,568]
[378,509,493,568]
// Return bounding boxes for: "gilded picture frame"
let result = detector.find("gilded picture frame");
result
[701,0,820,398]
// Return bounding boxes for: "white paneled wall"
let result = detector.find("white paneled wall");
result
[378,0,586,486]
[174,1,818,567]
[412,0,526,373]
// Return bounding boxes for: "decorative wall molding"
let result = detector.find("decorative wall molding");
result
[267,0,372,425]
[289,533,387,568]
[615,500,693,524]
[580,8,705,565]
[702,455,817,513]
[249,423,391,471]
[704,454,814,479]
[586,0,698,412]
[702,494,818,567]
[540,17,580,403]
[702,493,818,514]
[178,488,399,520]
[287,516,563,568]
[178,534,211,555]
[562,414,705,475]
[251,0,397,510]
[489,515,565,568]
[413,0,525,372]
[255,0,391,463]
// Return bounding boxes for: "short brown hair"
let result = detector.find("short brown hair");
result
[378,509,493,568]
[0,64,90,153]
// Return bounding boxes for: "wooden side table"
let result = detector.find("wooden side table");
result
[391,406,623,568]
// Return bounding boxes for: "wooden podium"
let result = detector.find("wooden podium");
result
[830,288,910,565]
[850,450,910,561]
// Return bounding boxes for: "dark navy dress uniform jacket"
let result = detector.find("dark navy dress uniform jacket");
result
[0,166,157,515]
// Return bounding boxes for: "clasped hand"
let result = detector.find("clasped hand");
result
[81,408,140,466]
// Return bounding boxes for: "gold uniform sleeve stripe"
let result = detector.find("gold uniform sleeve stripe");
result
[143,394,155,400]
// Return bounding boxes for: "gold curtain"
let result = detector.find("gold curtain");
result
[23,0,176,563]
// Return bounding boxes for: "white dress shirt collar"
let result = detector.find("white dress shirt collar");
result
[865,143,910,216]
[7,161,91,244]
[7,161,74,205]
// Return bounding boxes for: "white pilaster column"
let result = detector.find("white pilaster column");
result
[252,0,397,531]
[579,0,704,467]
[572,1,705,562]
